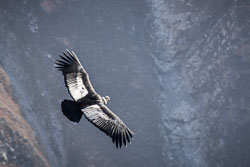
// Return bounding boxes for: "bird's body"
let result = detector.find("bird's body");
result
[55,49,134,148]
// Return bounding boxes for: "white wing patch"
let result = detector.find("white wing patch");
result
[65,73,88,101]
[83,105,103,118]
[86,104,100,109]
[82,105,109,122]
[81,104,134,148]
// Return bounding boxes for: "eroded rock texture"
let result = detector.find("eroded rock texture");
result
[0,0,249,166]
[0,68,49,167]
[150,0,250,166]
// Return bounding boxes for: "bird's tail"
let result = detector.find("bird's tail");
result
[61,99,83,123]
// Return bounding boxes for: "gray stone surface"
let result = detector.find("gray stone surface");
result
[150,0,250,166]
[0,0,250,166]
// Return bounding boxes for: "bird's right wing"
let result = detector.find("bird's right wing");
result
[55,49,96,102]
[82,104,134,148]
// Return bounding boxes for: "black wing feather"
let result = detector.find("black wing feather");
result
[55,49,96,101]
[82,104,134,148]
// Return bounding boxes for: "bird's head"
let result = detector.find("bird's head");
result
[102,96,110,105]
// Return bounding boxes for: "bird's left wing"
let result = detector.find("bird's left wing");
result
[82,104,134,148]
[55,49,96,102]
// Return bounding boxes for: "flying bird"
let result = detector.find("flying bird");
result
[55,49,134,148]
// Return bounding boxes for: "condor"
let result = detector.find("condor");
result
[55,49,134,148]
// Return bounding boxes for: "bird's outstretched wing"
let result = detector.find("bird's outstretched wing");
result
[82,104,134,148]
[55,49,96,101]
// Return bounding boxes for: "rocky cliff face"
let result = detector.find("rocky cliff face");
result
[0,68,49,167]
[0,0,249,166]
[150,0,250,166]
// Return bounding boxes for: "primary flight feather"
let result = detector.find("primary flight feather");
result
[55,49,134,148]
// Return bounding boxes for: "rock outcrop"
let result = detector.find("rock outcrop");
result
[0,68,49,167]
[0,0,249,166]
[150,0,250,166]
